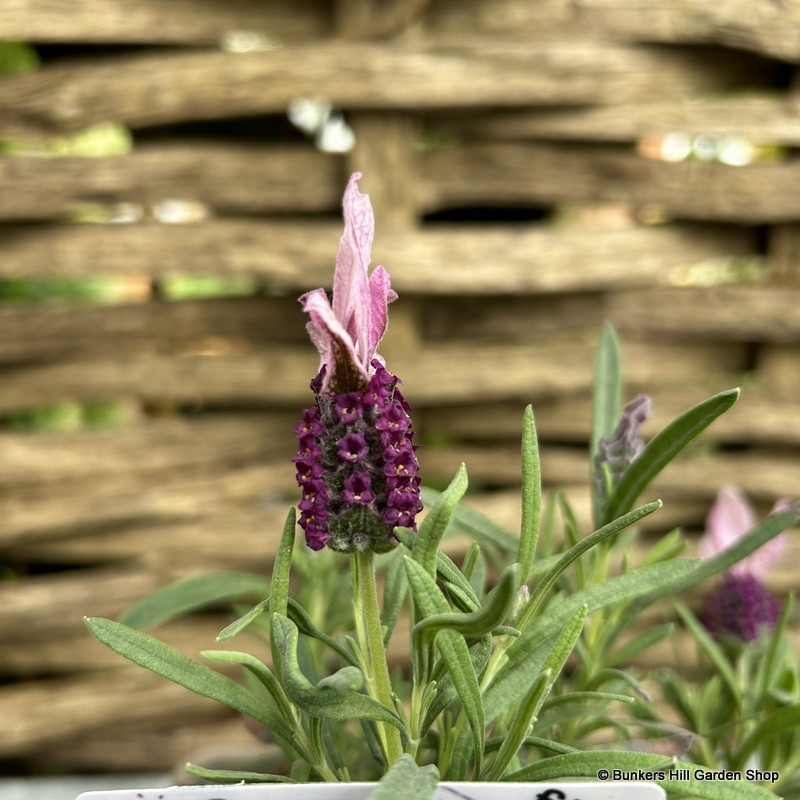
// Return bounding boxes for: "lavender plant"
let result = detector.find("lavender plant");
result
[86,175,799,799]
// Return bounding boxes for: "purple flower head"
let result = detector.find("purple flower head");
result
[293,173,421,552]
[594,394,651,496]
[702,573,782,642]
[299,172,397,396]
[699,486,791,641]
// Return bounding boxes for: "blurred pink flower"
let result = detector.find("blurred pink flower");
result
[700,486,791,641]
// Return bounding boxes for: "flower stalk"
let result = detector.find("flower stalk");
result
[352,548,404,766]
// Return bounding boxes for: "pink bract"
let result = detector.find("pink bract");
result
[300,173,397,395]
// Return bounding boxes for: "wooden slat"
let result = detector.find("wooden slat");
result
[0,220,755,303]
[611,285,800,343]
[0,617,234,675]
[758,344,800,398]
[0,144,340,220]
[0,566,187,641]
[1,668,233,758]
[425,0,800,62]
[0,338,747,412]
[453,95,800,145]
[0,415,295,487]
[0,0,329,44]
[428,286,800,345]
[42,716,273,775]
[424,141,800,223]
[0,296,308,363]
[3,0,799,59]
[0,42,761,137]
[0,461,289,549]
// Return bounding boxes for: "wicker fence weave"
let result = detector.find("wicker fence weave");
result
[1,0,799,776]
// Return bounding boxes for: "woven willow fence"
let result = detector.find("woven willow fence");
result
[1,0,800,777]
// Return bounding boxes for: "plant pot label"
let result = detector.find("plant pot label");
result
[77,781,665,800]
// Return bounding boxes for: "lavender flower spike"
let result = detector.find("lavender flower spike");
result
[594,393,652,497]
[293,173,422,553]
[700,486,789,641]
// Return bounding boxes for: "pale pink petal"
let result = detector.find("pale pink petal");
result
[700,486,756,574]
[300,289,369,394]
[333,172,373,366]
[367,265,397,359]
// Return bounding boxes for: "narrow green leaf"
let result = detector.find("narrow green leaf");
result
[484,669,552,781]
[517,500,662,633]
[396,526,480,612]
[382,547,408,645]
[404,556,485,769]
[119,571,270,629]
[368,754,439,800]
[421,635,492,735]
[199,649,296,741]
[518,404,541,584]
[413,564,518,639]
[559,493,586,589]
[519,560,696,654]
[468,546,488,598]
[285,597,356,665]
[591,324,622,526]
[641,506,800,605]
[604,388,739,524]
[432,548,481,612]
[185,763,296,783]
[591,322,623,461]
[541,690,635,710]
[217,597,271,642]
[737,704,800,766]
[85,617,285,735]
[758,595,795,703]
[461,542,481,582]
[675,603,740,708]
[639,528,688,568]
[485,735,577,756]
[507,750,780,800]
[539,604,587,694]
[270,507,297,677]
[270,614,405,732]
[605,622,676,668]
[413,464,468,576]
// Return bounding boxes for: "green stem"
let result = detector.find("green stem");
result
[352,549,404,766]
